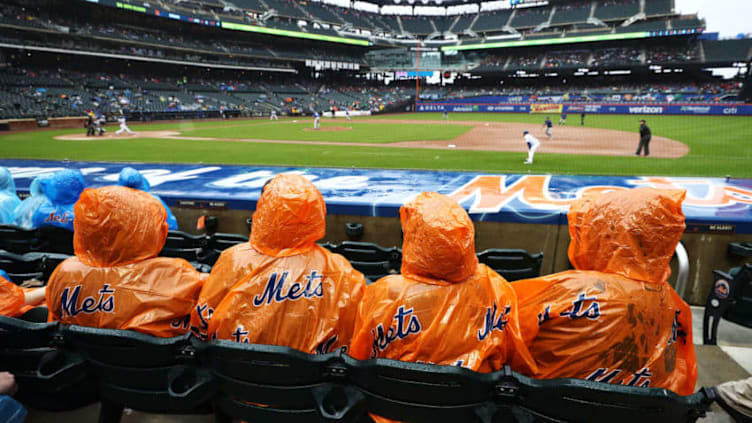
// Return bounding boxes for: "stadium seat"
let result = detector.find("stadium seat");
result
[476,249,543,281]
[1,319,718,421]
[321,241,401,283]
[349,358,711,423]
[728,242,752,258]
[0,224,39,254]
[35,226,75,255]
[200,339,370,423]
[161,230,245,267]
[703,263,752,345]
[0,316,96,411]
[208,232,249,253]
[0,251,70,283]
[160,230,212,264]
[59,325,214,422]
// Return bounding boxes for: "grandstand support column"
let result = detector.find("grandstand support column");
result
[469,13,481,34]
[639,0,646,14]
[415,41,420,108]
[588,2,597,20]
[447,16,460,34]
[739,62,752,103]
[397,16,406,36]
[536,6,555,32]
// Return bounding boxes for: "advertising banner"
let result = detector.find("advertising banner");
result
[530,104,563,114]
[3,160,752,233]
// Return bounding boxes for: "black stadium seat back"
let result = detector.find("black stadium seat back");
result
[723,263,752,327]
[202,339,339,398]
[0,224,39,254]
[347,355,494,422]
[349,260,391,283]
[163,230,208,250]
[703,264,752,345]
[476,249,543,281]
[324,241,402,279]
[0,316,95,411]
[36,225,75,255]
[515,373,709,423]
[61,325,189,367]
[0,315,57,356]
[728,241,752,258]
[60,325,213,417]
[209,232,248,252]
[0,251,71,283]
[335,241,393,262]
[201,340,365,422]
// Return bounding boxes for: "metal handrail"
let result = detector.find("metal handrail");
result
[674,241,689,299]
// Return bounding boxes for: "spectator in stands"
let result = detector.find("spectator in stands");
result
[46,186,205,337]
[195,174,366,354]
[0,371,25,423]
[0,269,45,318]
[0,167,21,225]
[511,188,697,395]
[31,169,86,231]
[349,193,536,389]
[117,167,178,230]
[715,377,752,420]
[12,176,47,229]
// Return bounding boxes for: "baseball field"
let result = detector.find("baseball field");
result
[1,112,750,177]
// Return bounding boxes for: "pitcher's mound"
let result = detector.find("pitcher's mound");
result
[303,126,352,132]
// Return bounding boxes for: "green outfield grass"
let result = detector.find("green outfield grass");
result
[176,120,472,143]
[0,113,750,177]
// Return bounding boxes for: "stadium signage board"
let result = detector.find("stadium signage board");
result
[417,102,752,116]
[4,160,752,232]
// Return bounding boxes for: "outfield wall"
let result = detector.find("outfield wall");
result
[4,159,752,304]
[417,101,752,116]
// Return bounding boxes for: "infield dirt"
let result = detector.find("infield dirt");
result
[55,119,689,158]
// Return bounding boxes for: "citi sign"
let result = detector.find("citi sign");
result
[628,106,664,114]
[723,108,738,115]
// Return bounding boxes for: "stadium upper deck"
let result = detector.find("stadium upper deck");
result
[0,0,748,120]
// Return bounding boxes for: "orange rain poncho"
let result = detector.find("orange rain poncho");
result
[0,276,25,317]
[46,186,205,338]
[512,188,697,395]
[349,192,536,374]
[204,174,366,354]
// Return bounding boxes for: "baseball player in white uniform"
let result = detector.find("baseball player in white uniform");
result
[115,115,134,135]
[313,111,320,129]
[345,109,351,122]
[523,130,540,164]
[270,110,278,120]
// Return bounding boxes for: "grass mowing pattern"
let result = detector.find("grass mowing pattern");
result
[1,113,750,177]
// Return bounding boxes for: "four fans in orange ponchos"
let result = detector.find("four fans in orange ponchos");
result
[4,173,696,397]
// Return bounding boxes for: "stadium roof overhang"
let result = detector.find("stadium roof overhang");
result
[442,29,704,52]
[84,0,371,46]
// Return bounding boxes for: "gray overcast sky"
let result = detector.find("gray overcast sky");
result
[674,0,751,38]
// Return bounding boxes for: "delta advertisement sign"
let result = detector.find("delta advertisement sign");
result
[4,160,752,233]
[417,102,752,116]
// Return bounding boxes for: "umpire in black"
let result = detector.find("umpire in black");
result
[635,119,651,156]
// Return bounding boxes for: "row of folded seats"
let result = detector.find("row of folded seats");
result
[0,317,713,423]
[0,225,543,284]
